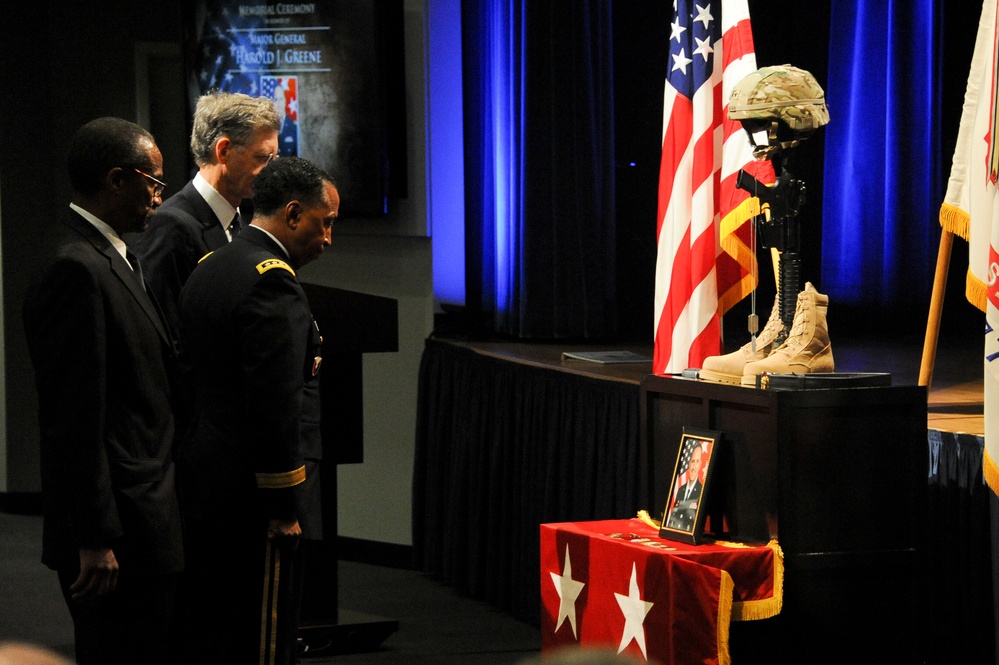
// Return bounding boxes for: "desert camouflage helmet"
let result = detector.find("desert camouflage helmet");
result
[728,65,829,132]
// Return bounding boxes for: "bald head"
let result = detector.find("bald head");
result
[0,642,74,665]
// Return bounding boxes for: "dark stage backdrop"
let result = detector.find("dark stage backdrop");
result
[821,1,981,328]
[461,1,617,340]
[460,0,982,343]
[180,0,406,218]
[619,0,982,341]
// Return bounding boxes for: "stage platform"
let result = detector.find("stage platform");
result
[452,331,985,437]
[413,329,992,661]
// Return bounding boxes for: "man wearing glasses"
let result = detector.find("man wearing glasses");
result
[23,117,183,665]
[130,90,280,341]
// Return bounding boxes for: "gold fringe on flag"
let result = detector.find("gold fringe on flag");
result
[637,508,785,621]
[717,570,734,665]
[938,201,988,312]
[636,509,661,530]
[967,271,989,313]
[984,449,999,497]
[730,539,784,621]
[940,201,971,241]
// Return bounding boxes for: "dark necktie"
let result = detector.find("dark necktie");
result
[125,247,145,290]
[229,213,242,239]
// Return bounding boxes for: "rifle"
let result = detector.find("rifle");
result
[735,167,807,346]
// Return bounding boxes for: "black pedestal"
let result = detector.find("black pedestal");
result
[639,375,928,663]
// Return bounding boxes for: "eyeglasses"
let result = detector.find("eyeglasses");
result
[232,143,276,166]
[133,168,167,197]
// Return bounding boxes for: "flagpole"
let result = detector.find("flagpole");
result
[919,228,954,388]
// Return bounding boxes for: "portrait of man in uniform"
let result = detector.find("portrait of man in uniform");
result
[660,430,718,544]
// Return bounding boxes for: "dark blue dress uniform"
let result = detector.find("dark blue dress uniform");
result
[666,480,702,532]
[175,225,322,664]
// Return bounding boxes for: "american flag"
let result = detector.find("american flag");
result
[260,75,298,121]
[653,0,772,375]
[673,438,710,496]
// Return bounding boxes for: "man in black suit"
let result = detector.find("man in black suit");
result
[176,157,339,664]
[22,117,183,665]
[131,90,280,338]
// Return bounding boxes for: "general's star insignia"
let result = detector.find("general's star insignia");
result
[550,544,585,638]
[615,562,654,659]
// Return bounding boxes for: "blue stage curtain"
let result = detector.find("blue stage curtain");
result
[820,0,941,313]
[461,0,617,339]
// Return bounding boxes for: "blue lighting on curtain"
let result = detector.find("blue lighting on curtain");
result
[462,0,615,338]
[483,0,524,317]
[821,0,940,310]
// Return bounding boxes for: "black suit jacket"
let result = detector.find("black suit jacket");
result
[23,212,184,574]
[178,227,323,540]
[130,180,231,339]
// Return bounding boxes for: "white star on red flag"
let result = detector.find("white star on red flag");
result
[614,563,654,659]
[550,545,586,638]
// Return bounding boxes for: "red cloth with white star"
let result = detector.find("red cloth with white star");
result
[540,519,780,664]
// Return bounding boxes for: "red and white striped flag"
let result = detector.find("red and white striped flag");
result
[653,0,772,375]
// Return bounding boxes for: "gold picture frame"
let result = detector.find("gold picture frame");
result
[658,428,720,545]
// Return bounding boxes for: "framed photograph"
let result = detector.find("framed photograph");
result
[659,428,720,545]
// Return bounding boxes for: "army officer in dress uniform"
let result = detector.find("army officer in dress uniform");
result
[173,156,338,665]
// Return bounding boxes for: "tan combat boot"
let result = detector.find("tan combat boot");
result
[699,296,783,384]
[740,282,834,385]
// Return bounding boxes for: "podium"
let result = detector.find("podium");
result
[639,375,927,663]
[297,283,400,656]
